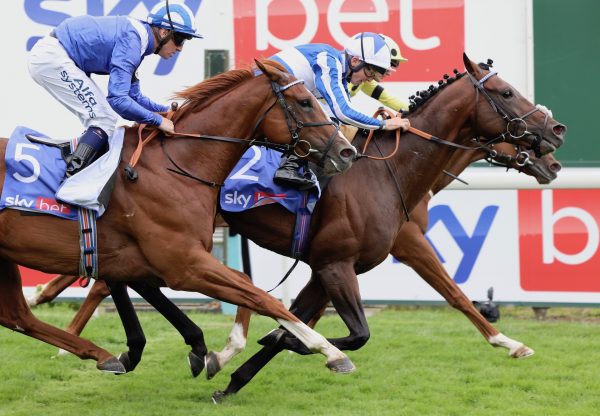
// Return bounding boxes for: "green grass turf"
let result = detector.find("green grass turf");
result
[0,304,598,416]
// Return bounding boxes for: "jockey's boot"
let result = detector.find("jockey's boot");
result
[273,154,316,189]
[65,126,109,178]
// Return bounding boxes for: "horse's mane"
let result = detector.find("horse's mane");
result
[172,59,288,122]
[405,61,493,115]
[405,70,466,115]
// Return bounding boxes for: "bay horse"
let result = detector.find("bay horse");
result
[28,55,566,383]
[208,54,566,397]
[0,60,359,375]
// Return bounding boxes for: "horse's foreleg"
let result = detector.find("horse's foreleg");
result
[164,250,354,373]
[271,263,369,353]
[392,223,534,358]
[314,263,370,351]
[214,278,331,401]
[205,300,251,380]
[27,274,79,306]
[127,280,209,377]
[0,260,124,373]
[65,279,110,336]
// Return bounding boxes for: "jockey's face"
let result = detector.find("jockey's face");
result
[156,28,184,59]
[349,57,383,84]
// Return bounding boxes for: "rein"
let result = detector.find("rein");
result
[125,77,338,183]
[358,108,498,160]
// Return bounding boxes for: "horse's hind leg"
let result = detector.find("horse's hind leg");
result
[205,305,251,380]
[0,260,125,373]
[104,280,147,373]
[127,280,210,377]
[27,274,78,306]
[51,279,110,357]
[164,250,354,373]
[392,223,534,358]
[204,269,251,380]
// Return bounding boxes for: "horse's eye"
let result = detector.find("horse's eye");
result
[299,99,312,109]
[502,90,513,99]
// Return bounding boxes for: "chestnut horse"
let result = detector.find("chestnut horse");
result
[0,60,359,375]
[28,55,566,383]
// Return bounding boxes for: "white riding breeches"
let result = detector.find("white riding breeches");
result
[28,35,118,137]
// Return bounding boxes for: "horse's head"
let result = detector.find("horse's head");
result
[463,53,566,156]
[254,60,357,175]
[490,142,562,184]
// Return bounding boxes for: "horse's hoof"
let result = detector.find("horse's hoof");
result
[117,352,132,373]
[188,350,205,378]
[97,357,126,374]
[56,348,69,357]
[257,328,285,347]
[211,390,228,404]
[326,357,356,373]
[511,345,535,358]
[205,351,221,380]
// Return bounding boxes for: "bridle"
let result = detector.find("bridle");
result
[126,76,339,185]
[252,79,340,166]
[467,68,550,157]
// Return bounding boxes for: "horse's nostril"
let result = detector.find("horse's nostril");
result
[550,162,562,173]
[340,148,355,159]
[553,124,566,136]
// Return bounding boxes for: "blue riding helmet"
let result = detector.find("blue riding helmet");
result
[147,0,203,38]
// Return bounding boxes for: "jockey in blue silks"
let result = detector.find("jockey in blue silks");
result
[28,0,202,178]
[270,32,410,188]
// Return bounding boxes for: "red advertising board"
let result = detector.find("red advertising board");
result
[233,0,465,82]
[19,267,56,287]
[519,189,600,292]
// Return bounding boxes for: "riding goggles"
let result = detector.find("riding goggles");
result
[173,32,193,47]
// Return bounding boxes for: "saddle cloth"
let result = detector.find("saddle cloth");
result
[0,126,124,219]
[220,146,320,214]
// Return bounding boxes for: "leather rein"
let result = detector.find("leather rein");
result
[125,79,338,185]
[357,68,546,221]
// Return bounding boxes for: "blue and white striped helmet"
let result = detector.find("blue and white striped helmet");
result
[147,1,202,38]
[343,32,391,72]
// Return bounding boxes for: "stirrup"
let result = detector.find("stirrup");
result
[65,143,98,177]
[273,169,316,188]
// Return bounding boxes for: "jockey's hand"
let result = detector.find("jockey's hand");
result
[383,116,411,132]
[158,117,175,134]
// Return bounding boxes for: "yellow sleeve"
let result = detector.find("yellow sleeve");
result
[348,82,361,98]
[351,80,409,112]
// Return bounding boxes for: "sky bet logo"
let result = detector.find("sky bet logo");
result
[24,0,202,75]
[5,194,71,215]
[393,204,498,284]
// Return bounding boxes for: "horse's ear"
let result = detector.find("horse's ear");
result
[463,52,478,77]
[254,59,268,75]
[254,58,286,83]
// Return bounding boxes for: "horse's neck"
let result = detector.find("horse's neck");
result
[147,82,270,184]
[430,131,486,194]
[396,94,474,207]
[344,79,477,216]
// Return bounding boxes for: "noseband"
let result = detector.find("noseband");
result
[468,69,549,157]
